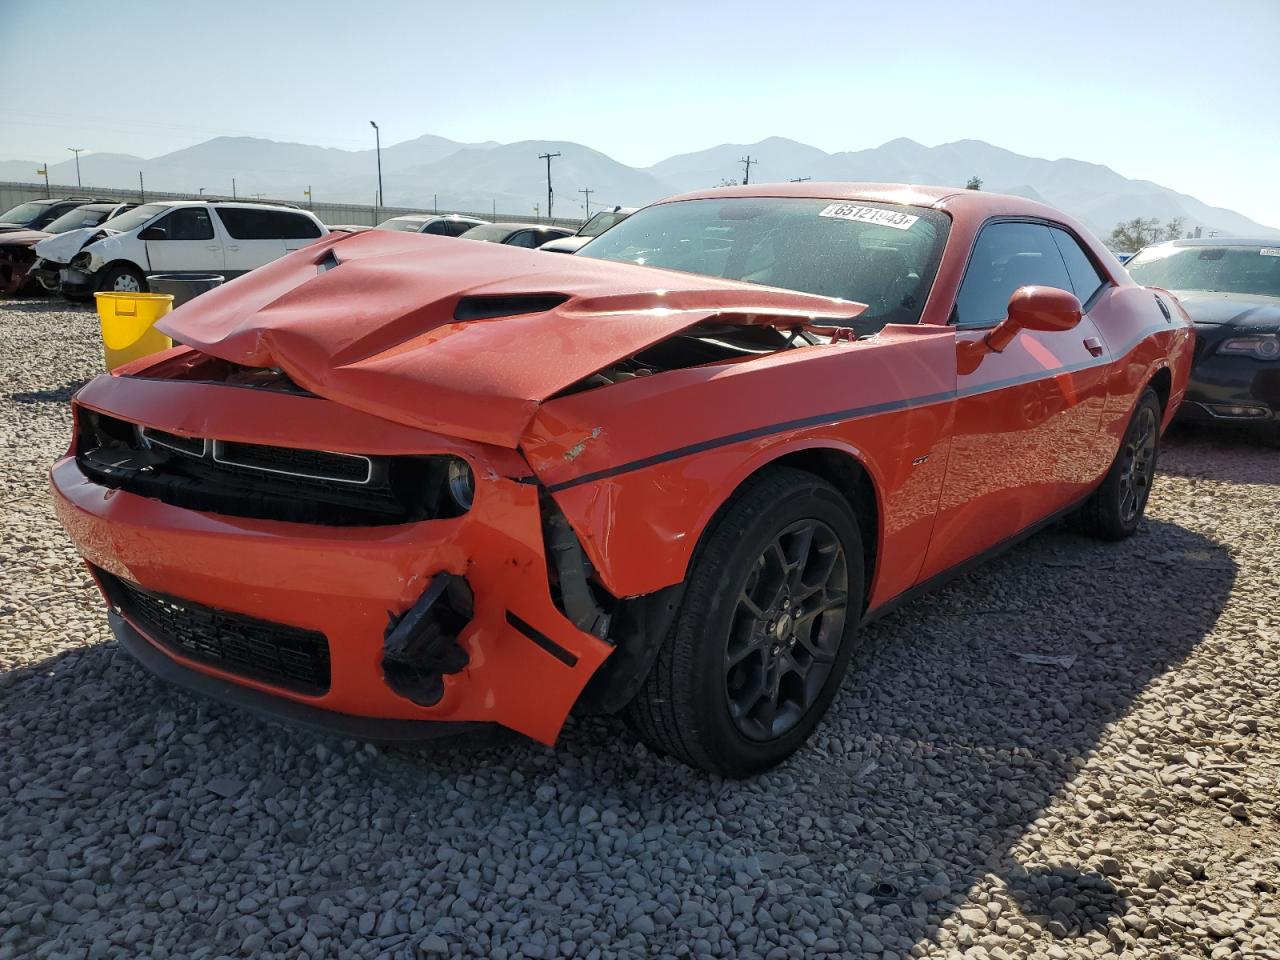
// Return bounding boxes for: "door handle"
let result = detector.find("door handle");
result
[226,245,240,251]
[206,245,219,251]
[1083,337,1104,357]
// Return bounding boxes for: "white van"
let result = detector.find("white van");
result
[33,200,328,299]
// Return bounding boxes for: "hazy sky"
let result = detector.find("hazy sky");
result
[2,0,1278,226]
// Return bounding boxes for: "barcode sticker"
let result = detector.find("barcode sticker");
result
[818,203,919,231]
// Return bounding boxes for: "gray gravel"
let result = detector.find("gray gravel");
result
[2,297,1278,960]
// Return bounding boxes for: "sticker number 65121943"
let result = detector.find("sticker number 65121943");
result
[818,203,920,230]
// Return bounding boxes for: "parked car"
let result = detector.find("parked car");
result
[377,214,489,237]
[1,202,135,295]
[51,184,1192,775]
[0,196,110,234]
[540,206,638,253]
[1126,238,1280,444]
[33,200,328,299]
[457,222,574,247]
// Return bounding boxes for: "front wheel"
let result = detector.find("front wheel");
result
[1079,387,1162,540]
[96,263,148,294]
[625,466,864,776]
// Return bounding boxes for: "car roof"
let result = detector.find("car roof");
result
[663,181,1074,223]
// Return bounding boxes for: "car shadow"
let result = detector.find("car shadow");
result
[7,380,89,404]
[0,516,1234,957]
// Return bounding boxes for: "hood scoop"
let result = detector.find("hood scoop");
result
[454,293,570,321]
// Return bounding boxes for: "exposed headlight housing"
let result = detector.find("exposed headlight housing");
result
[446,458,474,511]
[70,251,92,270]
[1218,334,1280,360]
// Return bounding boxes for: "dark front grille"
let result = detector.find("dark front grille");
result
[102,572,331,695]
[76,410,467,527]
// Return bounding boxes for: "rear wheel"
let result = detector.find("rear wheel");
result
[625,466,864,776]
[1080,387,1161,540]
[96,263,147,294]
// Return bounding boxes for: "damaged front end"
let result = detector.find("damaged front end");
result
[51,231,870,745]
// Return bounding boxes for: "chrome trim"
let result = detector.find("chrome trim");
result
[210,439,373,485]
[138,425,207,458]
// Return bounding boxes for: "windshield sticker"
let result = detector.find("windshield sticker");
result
[818,204,919,231]
[1260,248,1280,257]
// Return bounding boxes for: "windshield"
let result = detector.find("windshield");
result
[578,210,630,238]
[377,217,428,232]
[460,224,521,242]
[0,201,53,226]
[99,203,169,234]
[1127,244,1280,298]
[44,206,118,234]
[577,197,950,328]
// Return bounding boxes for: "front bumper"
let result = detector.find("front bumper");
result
[58,265,95,296]
[1178,348,1280,431]
[53,373,614,745]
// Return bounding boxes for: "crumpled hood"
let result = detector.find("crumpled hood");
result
[33,226,104,264]
[0,229,51,249]
[1171,291,1280,330]
[157,230,863,447]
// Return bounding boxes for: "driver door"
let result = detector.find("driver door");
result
[919,220,1111,580]
[144,207,223,273]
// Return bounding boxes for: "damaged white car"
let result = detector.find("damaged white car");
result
[32,200,328,300]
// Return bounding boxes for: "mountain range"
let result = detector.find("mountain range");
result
[3,134,1276,239]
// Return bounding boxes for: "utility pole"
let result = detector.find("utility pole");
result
[433,193,438,213]
[538,151,560,220]
[68,148,84,188]
[304,185,312,209]
[198,187,205,196]
[492,199,496,220]
[534,203,540,222]
[369,121,383,222]
[37,163,49,197]
[138,171,145,202]
[232,178,237,199]
[739,155,755,185]
[579,187,593,219]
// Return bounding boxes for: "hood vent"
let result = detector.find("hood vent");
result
[454,293,569,322]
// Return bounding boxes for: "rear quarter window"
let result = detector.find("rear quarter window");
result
[1050,226,1107,305]
[216,208,321,240]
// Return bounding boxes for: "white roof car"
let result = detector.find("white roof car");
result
[34,200,328,299]
[375,214,489,238]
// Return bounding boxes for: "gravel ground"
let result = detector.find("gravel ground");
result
[2,297,1278,960]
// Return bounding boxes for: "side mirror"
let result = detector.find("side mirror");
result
[985,285,1082,353]
[138,225,167,241]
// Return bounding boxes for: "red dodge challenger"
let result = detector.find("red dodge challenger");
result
[52,184,1193,775]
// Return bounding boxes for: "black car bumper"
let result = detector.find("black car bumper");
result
[1178,333,1280,435]
[110,611,491,744]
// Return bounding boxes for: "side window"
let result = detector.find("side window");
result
[954,221,1073,327]
[271,212,323,239]
[441,221,475,238]
[213,207,260,239]
[421,220,448,235]
[1049,226,1107,305]
[506,230,541,248]
[153,208,215,241]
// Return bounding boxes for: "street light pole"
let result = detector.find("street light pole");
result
[68,147,84,188]
[538,151,561,220]
[369,121,383,222]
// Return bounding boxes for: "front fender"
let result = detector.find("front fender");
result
[521,326,957,601]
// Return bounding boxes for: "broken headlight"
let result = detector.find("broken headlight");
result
[446,459,474,511]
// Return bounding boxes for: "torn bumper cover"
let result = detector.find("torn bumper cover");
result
[52,373,614,745]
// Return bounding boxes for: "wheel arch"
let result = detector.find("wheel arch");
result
[95,259,149,292]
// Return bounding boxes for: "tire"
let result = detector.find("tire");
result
[96,263,148,294]
[1079,387,1162,541]
[625,466,864,776]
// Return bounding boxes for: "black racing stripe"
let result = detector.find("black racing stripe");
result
[546,324,1172,493]
[548,388,956,492]
[506,611,579,667]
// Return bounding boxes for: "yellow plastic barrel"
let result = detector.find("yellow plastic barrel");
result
[93,292,175,371]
